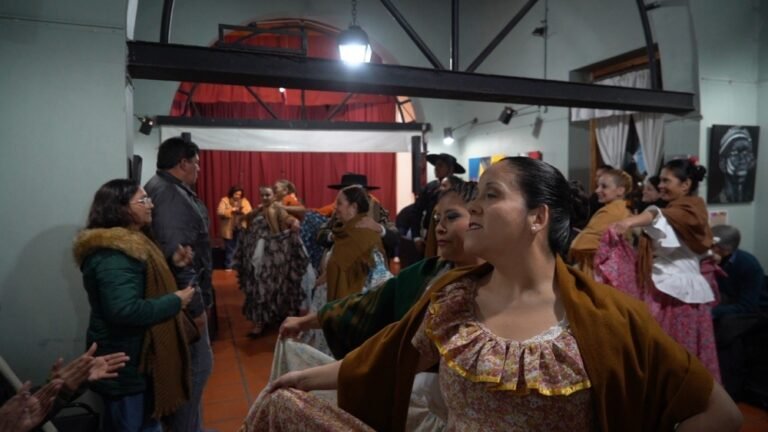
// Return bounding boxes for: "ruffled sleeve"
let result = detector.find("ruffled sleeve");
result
[422,279,592,396]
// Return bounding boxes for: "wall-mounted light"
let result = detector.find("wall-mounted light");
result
[136,115,155,135]
[443,128,454,145]
[499,106,516,125]
[338,0,372,65]
[532,25,547,37]
[443,118,478,146]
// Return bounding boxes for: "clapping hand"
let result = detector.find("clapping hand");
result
[172,245,194,268]
[0,380,63,432]
[50,343,129,392]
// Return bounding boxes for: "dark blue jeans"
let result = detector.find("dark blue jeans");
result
[224,229,241,269]
[168,312,213,432]
[101,392,162,432]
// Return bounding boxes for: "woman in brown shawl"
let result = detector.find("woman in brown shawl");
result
[300,185,392,353]
[612,158,721,380]
[253,158,740,432]
[74,179,195,430]
[569,169,633,277]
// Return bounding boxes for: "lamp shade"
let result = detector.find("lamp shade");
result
[338,25,372,65]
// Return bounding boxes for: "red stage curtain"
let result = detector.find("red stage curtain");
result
[170,20,399,238]
[198,150,396,240]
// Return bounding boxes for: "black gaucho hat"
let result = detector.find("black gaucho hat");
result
[426,153,466,174]
[327,173,380,190]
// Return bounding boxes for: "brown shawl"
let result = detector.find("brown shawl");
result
[325,214,386,301]
[637,196,713,290]
[569,199,632,277]
[338,257,713,431]
[73,227,191,418]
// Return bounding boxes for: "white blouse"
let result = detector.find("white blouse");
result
[643,206,714,304]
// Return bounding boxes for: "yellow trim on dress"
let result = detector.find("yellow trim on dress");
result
[424,281,593,397]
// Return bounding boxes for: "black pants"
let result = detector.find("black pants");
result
[715,313,768,401]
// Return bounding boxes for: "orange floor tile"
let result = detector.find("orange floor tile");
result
[202,270,768,432]
[203,270,278,432]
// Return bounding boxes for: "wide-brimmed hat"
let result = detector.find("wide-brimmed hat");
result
[328,173,380,190]
[426,153,466,174]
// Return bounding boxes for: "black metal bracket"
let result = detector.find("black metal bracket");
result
[159,0,174,43]
[215,24,308,57]
[466,0,540,73]
[378,0,445,69]
[128,41,694,113]
[636,0,660,89]
[451,0,460,71]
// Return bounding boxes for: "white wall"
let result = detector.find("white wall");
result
[453,0,699,174]
[690,0,763,259]
[753,1,768,267]
[0,3,128,381]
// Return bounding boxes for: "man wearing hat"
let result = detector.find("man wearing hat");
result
[316,173,399,258]
[409,153,465,248]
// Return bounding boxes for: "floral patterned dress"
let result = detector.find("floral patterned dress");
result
[412,278,595,431]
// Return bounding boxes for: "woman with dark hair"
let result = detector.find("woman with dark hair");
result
[322,185,392,301]
[245,183,480,431]
[569,169,633,278]
[262,157,740,432]
[217,185,252,270]
[421,176,466,260]
[298,185,392,353]
[280,182,480,358]
[636,174,666,212]
[73,179,196,431]
[613,158,721,380]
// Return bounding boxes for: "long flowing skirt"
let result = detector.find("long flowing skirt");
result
[236,217,309,328]
[241,339,445,432]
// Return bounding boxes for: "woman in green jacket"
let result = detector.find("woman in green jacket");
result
[73,179,195,432]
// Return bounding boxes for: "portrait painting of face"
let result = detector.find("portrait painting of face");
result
[707,125,759,204]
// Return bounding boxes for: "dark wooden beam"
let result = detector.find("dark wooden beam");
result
[128,41,694,113]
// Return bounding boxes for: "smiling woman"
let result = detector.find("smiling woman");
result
[568,169,633,277]
[254,158,741,432]
[612,158,721,380]
[73,179,196,431]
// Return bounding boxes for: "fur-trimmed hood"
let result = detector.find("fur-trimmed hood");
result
[73,227,151,266]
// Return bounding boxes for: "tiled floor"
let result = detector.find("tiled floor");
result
[203,269,768,432]
[202,270,278,432]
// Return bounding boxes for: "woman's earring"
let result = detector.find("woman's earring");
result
[531,225,538,233]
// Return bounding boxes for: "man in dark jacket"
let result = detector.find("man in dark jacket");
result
[409,153,465,251]
[145,136,212,432]
[711,224,768,400]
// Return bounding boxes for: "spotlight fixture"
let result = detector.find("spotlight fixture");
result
[532,115,543,138]
[499,106,516,125]
[338,0,372,65]
[443,127,455,145]
[443,118,478,146]
[137,115,155,135]
[532,25,547,37]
